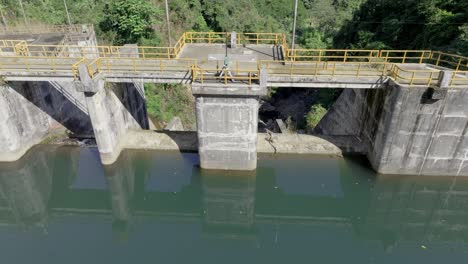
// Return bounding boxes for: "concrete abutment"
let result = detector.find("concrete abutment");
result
[317,78,468,176]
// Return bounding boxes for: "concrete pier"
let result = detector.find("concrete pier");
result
[193,84,267,170]
[78,64,149,165]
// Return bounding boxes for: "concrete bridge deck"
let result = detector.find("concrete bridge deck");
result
[1,31,467,88]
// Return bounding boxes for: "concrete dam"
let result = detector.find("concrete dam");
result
[0,24,467,176]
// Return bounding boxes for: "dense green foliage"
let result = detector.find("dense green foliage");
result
[1,0,465,50]
[145,83,195,129]
[100,0,161,44]
[335,0,468,54]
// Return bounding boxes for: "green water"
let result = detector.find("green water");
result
[0,145,468,263]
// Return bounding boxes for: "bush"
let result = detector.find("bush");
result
[305,104,327,130]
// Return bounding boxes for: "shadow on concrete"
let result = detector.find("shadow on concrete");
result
[8,81,94,136]
[243,46,276,60]
[113,82,150,130]
[161,130,198,152]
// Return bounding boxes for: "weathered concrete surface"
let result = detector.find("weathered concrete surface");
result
[83,81,148,165]
[124,130,198,151]
[316,88,371,136]
[318,80,468,176]
[0,80,92,162]
[257,133,342,155]
[365,81,468,176]
[122,130,343,156]
[79,44,150,165]
[195,96,259,170]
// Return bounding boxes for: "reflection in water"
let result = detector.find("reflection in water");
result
[0,147,468,262]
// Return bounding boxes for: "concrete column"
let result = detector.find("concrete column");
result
[193,84,267,171]
[77,65,125,165]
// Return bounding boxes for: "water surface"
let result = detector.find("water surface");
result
[0,145,467,263]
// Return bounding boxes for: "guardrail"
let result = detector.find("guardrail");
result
[86,57,196,79]
[184,32,284,45]
[0,56,82,77]
[450,70,468,86]
[431,51,468,71]
[389,64,440,86]
[259,60,389,78]
[192,66,260,85]
[0,29,467,87]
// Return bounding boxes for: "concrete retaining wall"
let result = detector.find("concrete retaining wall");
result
[0,80,92,162]
[318,80,468,176]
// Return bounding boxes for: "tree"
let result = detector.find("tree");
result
[100,0,161,45]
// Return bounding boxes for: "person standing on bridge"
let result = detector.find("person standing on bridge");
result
[219,55,234,82]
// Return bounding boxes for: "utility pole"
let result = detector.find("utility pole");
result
[164,0,172,46]
[18,0,29,27]
[63,0,72,25]
[291,0,298,49]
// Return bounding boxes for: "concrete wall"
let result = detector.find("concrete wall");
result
[318,81,468,176]
[366,81,468,176]
[196,96,260,170]
[0,80,92,162]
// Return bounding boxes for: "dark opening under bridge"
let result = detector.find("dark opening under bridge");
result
[1,25,468,175]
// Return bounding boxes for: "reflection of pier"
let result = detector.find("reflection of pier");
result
[1,147,468,249]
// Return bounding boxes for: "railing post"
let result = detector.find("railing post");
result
[224,69,227,84]
[436,53,441,66]
[410,72,416,85]
[402,51,407,63]
[456,58,462,71]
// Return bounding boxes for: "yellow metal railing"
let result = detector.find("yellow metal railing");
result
[431,51,468,71]
[86,57,196,79]
[450,70,468,86]
[0,29,467,87]
[259,60,390,79]
[0,56,82,77]
[389,64,440,86]
[379,50,432,63]
[192,66,260,85]
[184,32,284,45]
[286,49,381,62]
